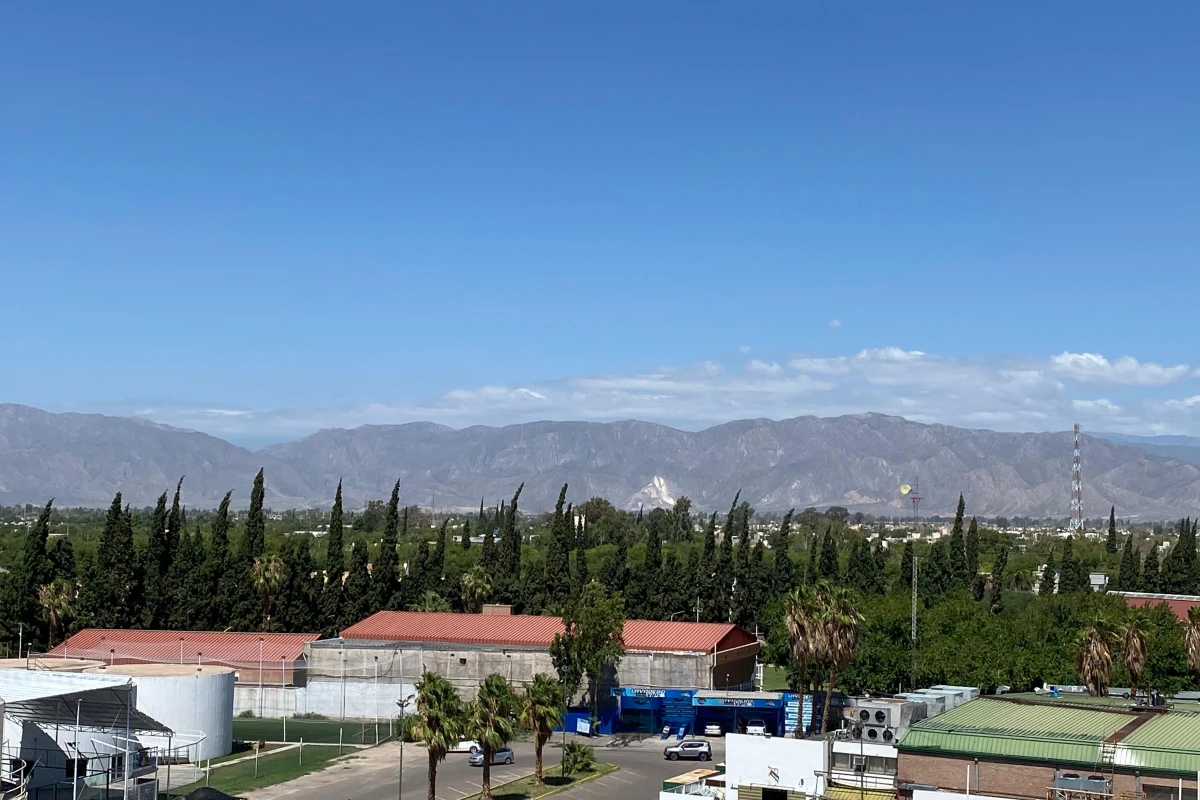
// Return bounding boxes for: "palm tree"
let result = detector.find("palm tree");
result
[468,673,517,799]
[461,566,493,613]
[1185,606,1200,684]
[408,591,452,613]
[412,672,463,800]
[1077,616,1116,697]
[1119,612,1151,701]
[783,585,819,737]
[815,584,864,733]
[37,580,73,647]
[520,673,563,784]
[251,555,284,631]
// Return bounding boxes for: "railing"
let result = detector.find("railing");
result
[1046,788,1145,800]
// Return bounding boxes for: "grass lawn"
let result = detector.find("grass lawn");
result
[761,665,789,691]
[461,763,617,800]
[169,744,346,797]
[233,716,391,744]
[204,742,285,766]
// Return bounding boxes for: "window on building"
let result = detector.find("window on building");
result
[832,752,853,770]
[762,789,789,800]
[64,758,88,780]
[867,756,897,775]
[111,754,125,777]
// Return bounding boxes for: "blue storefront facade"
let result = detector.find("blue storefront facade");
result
[611,687,814,736]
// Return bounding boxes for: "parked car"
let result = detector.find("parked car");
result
[449,740,481,754]
[664,740,712,761]
[703,723,723,737]
[745,718,767,735]
[469,747,515,766]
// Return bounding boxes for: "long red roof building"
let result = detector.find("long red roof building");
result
[339,611,757,655]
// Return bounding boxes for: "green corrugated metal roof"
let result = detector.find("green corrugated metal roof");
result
[898,699,1200,776]
[1115,712,1200,774]
[897,699,1126,768]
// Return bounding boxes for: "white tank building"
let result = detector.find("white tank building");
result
[87,664,235,761]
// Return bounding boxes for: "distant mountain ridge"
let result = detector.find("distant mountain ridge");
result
[1094,432,1200,469]
[2,403,1199,519]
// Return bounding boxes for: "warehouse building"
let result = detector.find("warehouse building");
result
[1111,591,1200,622]
[896,696,1200,800]
[306,608,761,724]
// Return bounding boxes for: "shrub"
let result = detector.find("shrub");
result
[561,742,595,774]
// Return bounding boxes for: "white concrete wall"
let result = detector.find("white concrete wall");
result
[724,733,826,799]
[235,682,417,721]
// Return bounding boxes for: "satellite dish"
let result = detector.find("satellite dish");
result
[900,484,911,495]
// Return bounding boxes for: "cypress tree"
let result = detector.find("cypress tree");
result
[640,510,664,619]
[847,537,869,593]
[167,530,208,629]
[1039,551,1058,596]
[95,492,138,629]
[460,519,472,550]
[1117,535,1141,592]
[243,468,266,559]
[713,494,739,621]
[1142,545,1161,593]
[988,545,1008,613]
[1161,518,1197,594]
[806,534,818,584]
[732,503,752,623]
[922,540,950,603]
[340,541,373,627]
[1106,506,1118,554]
[431,518,448,581]
[545,485,572,606]
[374,479,402,611]
[745,538,768,628]
[211,491,232,567]
[166,476,185,557]
[605,530,630,594]
[142,492,171,627]
[701,512,717,563]
[947,494,968,589]
[1059,536,1082,594]
[900,540,914,592]
[871,538,887,595]
[818,525,839,581]
[771,509,795,590]
[481,504,498,571]
[319,482,344,636]
[574,547,590,592]
[965,516,980,580]
[19,499,54,641]
[276,536,319,633]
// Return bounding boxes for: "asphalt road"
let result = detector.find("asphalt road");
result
[246,734,727,800]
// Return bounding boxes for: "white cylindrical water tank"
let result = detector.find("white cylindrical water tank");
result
[86,664,235,761]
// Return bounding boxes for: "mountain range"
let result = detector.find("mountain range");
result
[2,403,1199,520]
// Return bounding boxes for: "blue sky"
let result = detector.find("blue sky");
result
[2,2,1197,445]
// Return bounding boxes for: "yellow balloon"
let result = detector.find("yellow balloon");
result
[900,484,911,495]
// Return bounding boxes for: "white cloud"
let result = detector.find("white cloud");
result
[112,347,1200,441]
[828,319,841,328]
[738,345,752,353]
[746,360,783,376]
[1050,352,1191,386]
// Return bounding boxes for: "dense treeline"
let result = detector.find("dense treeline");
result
[4,473,1200,698]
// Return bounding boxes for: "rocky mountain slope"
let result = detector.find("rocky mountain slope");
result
[2,404,1198,518]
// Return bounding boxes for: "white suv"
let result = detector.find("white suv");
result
[745,718,767,735]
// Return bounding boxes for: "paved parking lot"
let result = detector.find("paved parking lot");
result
[246,733,726,800]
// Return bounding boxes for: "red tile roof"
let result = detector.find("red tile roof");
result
[1113,591,1200,622]
[48,629,319,667]
[339,611,754,654]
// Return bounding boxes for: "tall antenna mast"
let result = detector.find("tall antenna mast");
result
[1070,423,1084,532]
